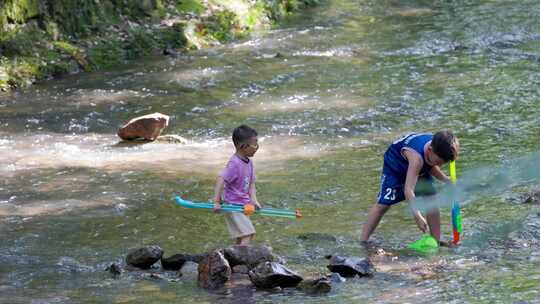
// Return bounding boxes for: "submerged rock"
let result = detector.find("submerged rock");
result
[106,263,122,277]
[521,190,540,204]
[248,262,303,289]
[197,250,231,289]
[155,134,188,144]
[223,245,277,269]
[326,255,374,277]
[126,245,163,269]
[297,277,332,294]
[161,254,187,271]
[327,272,346,283]
[117,112,169,141]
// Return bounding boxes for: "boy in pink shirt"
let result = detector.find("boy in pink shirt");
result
[213,125,261,245]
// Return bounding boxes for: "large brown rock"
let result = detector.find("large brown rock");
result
[117,112,169,141]
[197,250,231,289]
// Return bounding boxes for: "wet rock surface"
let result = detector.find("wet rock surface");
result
[223,245,277,269]
[248,262,303,289]
[117,112,169,141]
[105,263,122,277]
[161,254,187,271]
[326,255,375,277]
[161,253,207,270]
[125,245,163,269]
[197,250,231,290]
[297,277,332,294]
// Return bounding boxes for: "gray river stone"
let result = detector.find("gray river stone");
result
[326,255,374,277]
[106,263,122,277]
[125,245,163,269]
[223,245,277,269]
[248,262,303,289]
[297,277,332,294]
[161,253,207,270]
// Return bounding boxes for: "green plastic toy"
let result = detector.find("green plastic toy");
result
[407,234,439,254]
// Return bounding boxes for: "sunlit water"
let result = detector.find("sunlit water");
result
[1,0,540,303]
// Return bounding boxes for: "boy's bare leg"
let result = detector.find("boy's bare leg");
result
[426,208,441,241]
[360,203,390,242]
[236,234,254,245]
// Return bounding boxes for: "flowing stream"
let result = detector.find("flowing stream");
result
[1,0,540,303]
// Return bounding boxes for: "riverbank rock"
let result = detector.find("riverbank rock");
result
[297,277,332,294]
[117,112,169,141]
[197,250,231,289]
[326,255,374,277]
[248,262,303,289]
[223,245,278,269]
[126,245,163,269]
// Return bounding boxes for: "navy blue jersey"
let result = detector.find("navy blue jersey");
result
[383,133,433,183]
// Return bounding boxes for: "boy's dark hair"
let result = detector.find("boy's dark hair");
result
[232,125,258,148]
[432,130,457,162]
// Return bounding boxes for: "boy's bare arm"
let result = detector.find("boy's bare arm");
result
[430,165,451,183]
[403,150,422,202]
[213,176,225,211]
[249,183,261,208]
[403,150,428,233]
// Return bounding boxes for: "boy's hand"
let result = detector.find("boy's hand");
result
[213,201,222,213]
[252,201,262,210]
[413,212,428,233]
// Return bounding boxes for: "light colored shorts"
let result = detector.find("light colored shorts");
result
[224,212,256,239]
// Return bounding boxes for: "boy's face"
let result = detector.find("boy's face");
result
[427,139,460,166]
[239,136,259,157]
[426,147,446,167]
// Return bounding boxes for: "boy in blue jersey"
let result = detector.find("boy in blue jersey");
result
[360,131,460,245]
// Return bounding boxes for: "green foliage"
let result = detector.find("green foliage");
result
[124,28,155,59]
[203,10,239,42]
[160,22,188,48]
[0,0,40,31]
[0,25,43,57]
[245,2,266,29]
[299,0,321,7]
[53,41,79,56]
[87,38,124,69]
[0,0,319,90]
[176,0,205,15]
